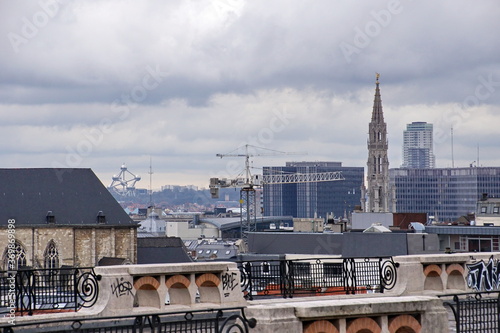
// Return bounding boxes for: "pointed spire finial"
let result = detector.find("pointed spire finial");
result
[376,73,380,82]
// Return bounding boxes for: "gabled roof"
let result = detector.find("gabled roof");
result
[137,237,193,264]
[0,168,135,227]
[363,224,392,233]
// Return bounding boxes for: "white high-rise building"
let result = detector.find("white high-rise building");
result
[401,122,435,169]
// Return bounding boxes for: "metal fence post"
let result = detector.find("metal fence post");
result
[281,260,294,298]
[16,269,35,316]
[244,262,253,301]
[343,258,356,295]
[73,268,79,312]
[497,292,500,332]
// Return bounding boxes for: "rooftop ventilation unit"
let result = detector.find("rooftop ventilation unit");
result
[46,211,55,224]
[96,211,106,224]
[410,222,425,233]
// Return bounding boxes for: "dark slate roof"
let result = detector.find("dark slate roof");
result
[247,232,343,255]
[137,247,193,264]
[137,237,186,248]
[98,257,131,266]
[137,237,193,264]
[0,168,135,226]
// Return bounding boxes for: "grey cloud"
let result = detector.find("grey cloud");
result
[2,1,496,106]
[1,1,500,187]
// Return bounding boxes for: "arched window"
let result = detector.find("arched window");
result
[2,241,27,270]
[44,240,59,269]
[379,186,384,208]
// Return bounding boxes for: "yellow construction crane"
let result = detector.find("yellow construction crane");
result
[210,145,345,243]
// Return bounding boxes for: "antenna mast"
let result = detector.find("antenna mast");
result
[149,156,154,207]
[477,144,480,167]
[451,126,454,168]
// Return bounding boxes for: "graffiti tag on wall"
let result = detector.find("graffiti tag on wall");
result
[466,256,500,291]
[111,277,134,298]
[222,272,238,291]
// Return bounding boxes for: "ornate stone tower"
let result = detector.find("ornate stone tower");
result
[361,74,395,212]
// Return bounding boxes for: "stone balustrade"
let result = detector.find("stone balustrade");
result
[243,252,500,332]
[388,252,500,296]
[3,253,500,332]
[85,261,246,316]
[246,295,448,333]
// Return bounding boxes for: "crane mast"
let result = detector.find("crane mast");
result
[210,145,344,244]
[258,171,344,184]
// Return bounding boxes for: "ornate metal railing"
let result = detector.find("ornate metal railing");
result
[0,307,257,333]
[440,291,500,333]
[0,267,101,316]
[238,257,398,300]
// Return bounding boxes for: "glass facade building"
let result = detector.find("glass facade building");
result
[263,162,364,219]
[390,167,500,222]
[401,122,435,168]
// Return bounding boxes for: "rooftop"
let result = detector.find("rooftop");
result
[0,168,135,226]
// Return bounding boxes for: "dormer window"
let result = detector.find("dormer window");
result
[46,211,55,224]
[96,211,106,224]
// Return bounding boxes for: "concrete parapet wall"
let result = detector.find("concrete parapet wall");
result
[83,262,246,317]
[246,295,449,333]
[5,253,500,330]
[389,252,500,296]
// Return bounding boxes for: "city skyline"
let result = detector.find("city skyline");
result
[1,1,499,189]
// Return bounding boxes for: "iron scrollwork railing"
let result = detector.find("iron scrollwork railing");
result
[238,256,399,300]
[0,267,101,316]
[379,257,398,291]
[440,291,500,333]
[0,307,257,333]
[75,268,101,309]
[219,309,258,333]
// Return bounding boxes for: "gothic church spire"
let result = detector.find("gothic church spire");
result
[361,73,396,213]
[371,73,384,123]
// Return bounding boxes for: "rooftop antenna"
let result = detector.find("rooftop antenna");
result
[477,144,480,167]
[451,126,454,168]
[148,156,154,208]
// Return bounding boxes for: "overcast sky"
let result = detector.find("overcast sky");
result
[1,0,499,189]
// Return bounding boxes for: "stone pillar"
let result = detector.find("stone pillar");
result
[245,304,302,333]
[129,227,135,263]
[111,227,115,257]
[91,228,96,266]
[88,266,135,317]
[420,299,449,332]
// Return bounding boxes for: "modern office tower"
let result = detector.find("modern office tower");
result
[402,122,435,168]
[390,167,500,222]
[361,74,396,213]
[263,162,364,219]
